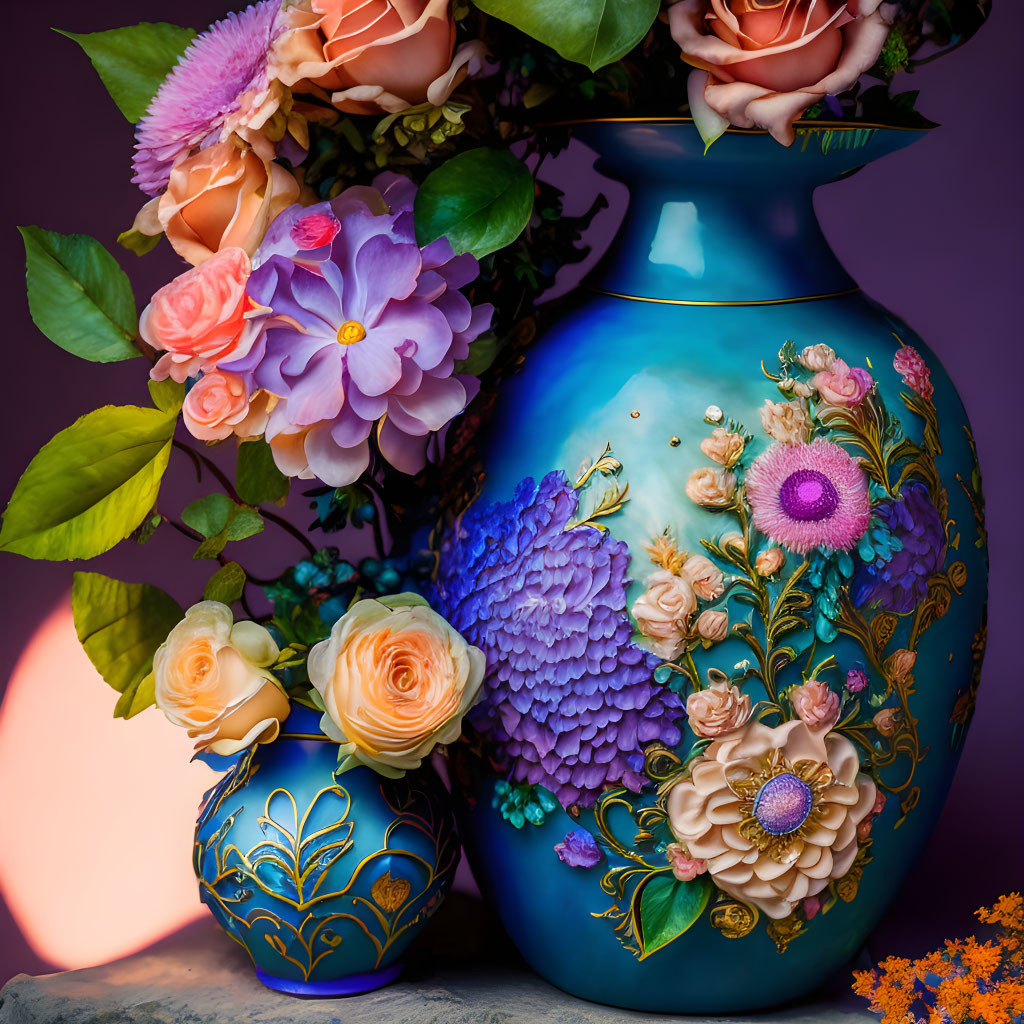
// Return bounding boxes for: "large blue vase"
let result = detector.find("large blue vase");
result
[193,705,459,996]
[437,120,987,1013]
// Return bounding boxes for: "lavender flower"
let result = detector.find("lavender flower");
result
[555,829,603,869]
[433,472,684,807]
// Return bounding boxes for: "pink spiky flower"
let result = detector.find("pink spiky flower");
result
[745,439,870,555]
[132,1,288,196]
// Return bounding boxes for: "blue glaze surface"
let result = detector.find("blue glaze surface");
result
[194,706,458,994]
[452,122,987,1013]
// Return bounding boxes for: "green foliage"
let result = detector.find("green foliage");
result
[454,331,502,377]
[0,405,176,561]
[473,0,660,72]
[374,593,430,610]
[55,22,196,123]
[117,228,162,257]
[19,227,139,363]
[72,572,183,719]
[236,440,290,506]
[634,871,712,959]
[414,148,534,259]
[148,378,185,415]
[203,561,247,604]
[879,27,910,79]
[182,493,265,559]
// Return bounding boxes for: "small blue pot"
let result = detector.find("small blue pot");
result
[193,705,460,996]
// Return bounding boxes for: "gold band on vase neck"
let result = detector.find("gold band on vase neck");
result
[589,285,862,307]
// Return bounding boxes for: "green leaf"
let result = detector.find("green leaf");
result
[117,228,162,257]
[0,405,176,560]
[72,571,184,719]
[236,440,289,506]
[182,494,264,559]
[56,22,196,123]
[414,149,534,259]
[472,0,659,72]
[20,227,139,363]
[148,378,185,415]
[633,871,712,960]
[227,508,265,541]
[203,562,247,604]
[375,593,431,610]
[454,331,501,377]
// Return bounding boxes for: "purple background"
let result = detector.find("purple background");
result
[1,0,1021,986]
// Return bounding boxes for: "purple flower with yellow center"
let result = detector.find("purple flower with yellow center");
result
[433,471,685,808]
[745,439,871,555]
[132,1,290,196]
[225,174,492,486]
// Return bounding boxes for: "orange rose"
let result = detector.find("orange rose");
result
[159,141,299,266]
[668,0,895,145]
[273,0,486,115]
[153,602,289,755]
[308,597,485,776]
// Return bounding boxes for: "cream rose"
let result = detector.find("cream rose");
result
[668,0,895,146]
[700,427,745,467]
[685,467,737,507]
[153,602,288,755]
[761,398,813,446]
[631,570,699,661]
[686,680,752,738]
[798,344,837,372]
[308,597,485,776]
[695,609,729,643]
[681,554,725,600]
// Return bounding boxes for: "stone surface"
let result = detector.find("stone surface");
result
[0,898,877,1024]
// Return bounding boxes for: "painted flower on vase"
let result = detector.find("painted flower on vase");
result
[846,662,869,693]
[893,344,935,401]
[696,609,730,642]
[744,439,871,555]
[686,680,752,738]
[790,679,841,731]
[798,344,837,372]
[632,569,699,660]
[685,467,737,507]
[132,0,295,196]
[224,175,492,486]
[700,427,745,467]
[153,601,289,755]
[761,398,813,446]
[681,554,726,600]
[273,0,487,116]
[755,547,786,577]
[666,719,876,919]
[852,482,946,613]
[812,359,874,408]
[555,828,603,869]
[307,597,485,776]
[667,0,894,146]
[666,843,708,882]
[433,471,685,807]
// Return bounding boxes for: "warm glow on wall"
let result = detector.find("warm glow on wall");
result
[0,599,216,969]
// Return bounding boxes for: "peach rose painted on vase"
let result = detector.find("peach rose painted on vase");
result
[273,0,487,116]
[631,570,699,661]
[755,547,786,577]
[790,678,841,731]
[696,609,730,643]
[686,467,737,507]
[308,597,485,776]
[700,427,745,467]
[153,601,289,755]
[142,247,256,384]
[685,680,752,738]
[761,398,813,446]
[666,843,708,882]
[798,343,837,372]
[158,141,300,265]
[681,554,726,600]
[667,0,895,146]
[667,719,876,918]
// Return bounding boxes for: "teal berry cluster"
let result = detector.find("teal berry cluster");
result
[493,781,559,829]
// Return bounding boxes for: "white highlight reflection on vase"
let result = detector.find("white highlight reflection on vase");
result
[649,201,706,278]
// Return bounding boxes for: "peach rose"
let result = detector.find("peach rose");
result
[631,570,699,661]
[700,427,745,467]
[666,843,708,882]
[873,707,903,737]
[790,679,841,731]
[686,680,752,738]
[884,648,917,684]
[182,371,258,442]
[681,555,725,600]
[667,0,895,146]
[153,602,288,755]
[798,344,837,372]
[761,398,813,446]
[274,0,487,116]
[685,467,736,507]
[696,609,729,643]
[142,248,254,383]
[755,547,786,577]
[158,141,299,266]
[308,597,485,776]
[813,358,874,408]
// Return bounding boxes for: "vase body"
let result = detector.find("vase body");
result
[193,705,459,996]
[435,122,987,1014]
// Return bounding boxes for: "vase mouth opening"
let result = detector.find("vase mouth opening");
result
[539,115,930,135]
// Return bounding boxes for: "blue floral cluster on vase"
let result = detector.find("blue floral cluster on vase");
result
[433,471,684,807]
[853,482,947,613]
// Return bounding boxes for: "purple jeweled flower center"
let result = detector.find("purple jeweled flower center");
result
[778,469,840,522]
[753,772,813,835]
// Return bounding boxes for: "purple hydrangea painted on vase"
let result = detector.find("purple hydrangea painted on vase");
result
[433,471,685,808]
[132,1,290,195]
[852,482,947,614]
[223,173,492,486]
[555,829,603,868]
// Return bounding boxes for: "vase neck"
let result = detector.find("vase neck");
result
[573,121,925,304]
